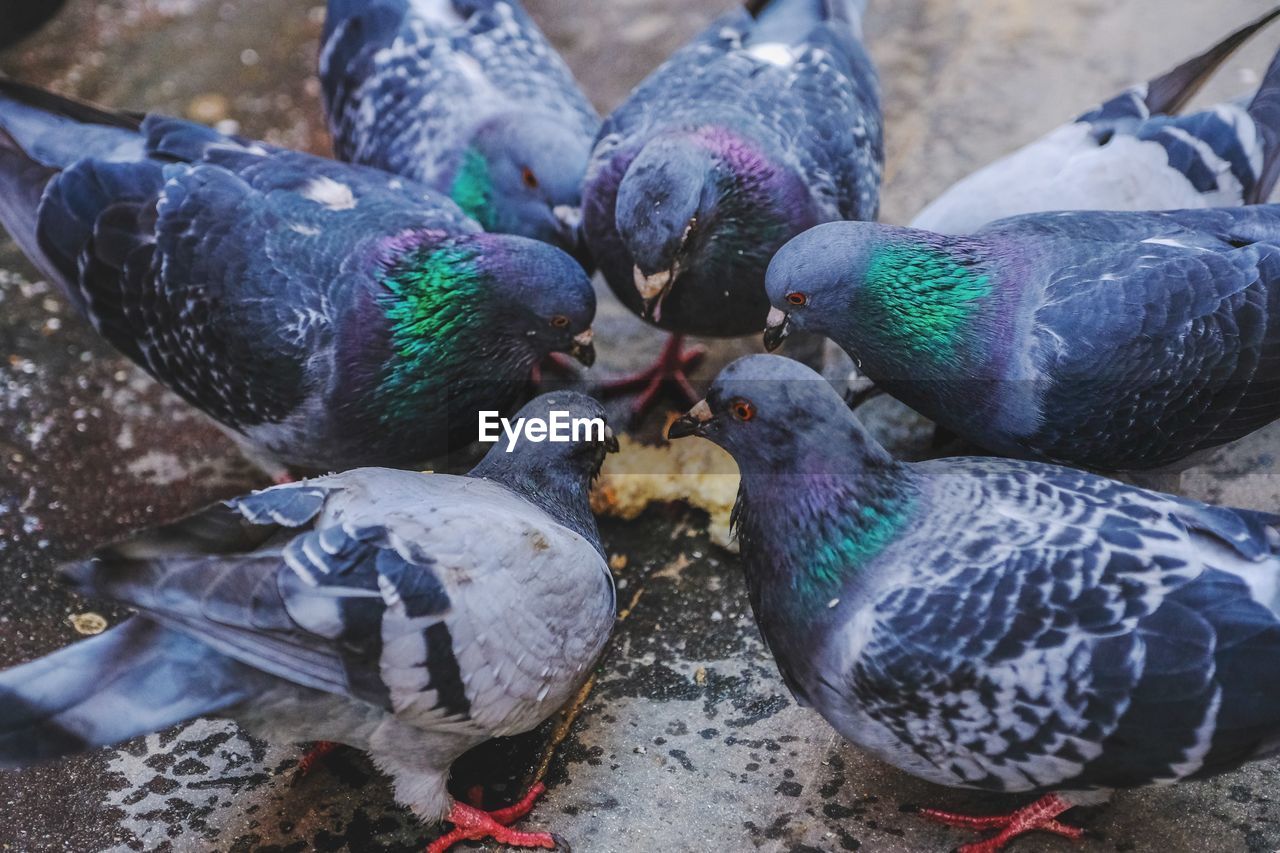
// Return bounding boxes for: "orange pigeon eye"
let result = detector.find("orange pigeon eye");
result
[550,315,570,328]
[522,167,539,189]
[786,292,807,307]
[731,399,756,422]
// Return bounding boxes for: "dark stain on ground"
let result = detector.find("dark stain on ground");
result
[727,693,792,728]
[668,748,696,772]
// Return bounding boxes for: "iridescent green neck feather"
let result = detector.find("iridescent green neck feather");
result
[857,243,992,366]
[377,245,493,422]
[791,488,916,602]
[741,472,917,612]
[451,147,494,230]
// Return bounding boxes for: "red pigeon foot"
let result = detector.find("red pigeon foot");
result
[426,783,559,853]
[917,792,1085,853]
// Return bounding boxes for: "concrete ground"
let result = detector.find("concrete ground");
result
[2,0,1280,851]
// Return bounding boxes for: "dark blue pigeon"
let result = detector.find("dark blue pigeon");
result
[670,354,1280,853]
[581,0,882,415]
[914,9,1280,234]
[763,205,1280,472]
[0,391,618,853]
[0,80,596,475]
[320,0,599,260]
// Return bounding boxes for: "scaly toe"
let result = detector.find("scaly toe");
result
[487,783,547,826]
[918,807,1010,831]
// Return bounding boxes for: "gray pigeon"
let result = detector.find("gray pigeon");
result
[763,206,1280,472]
[320,0,600,261]
[670,354,1280,853]
[0,392,618,853]
[581,0,882,416]
[913,9,1280,235]
[0,79,597,474]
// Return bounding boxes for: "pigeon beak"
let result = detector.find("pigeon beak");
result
[667,399,713,440]
[568,328,596,367]
[763,307,791,352]
[553,204,584,251]
[549,205,595,270]
[634,266,672,301]
[603,424,620,454]
[553,204,582,234]
[635,265,677,323]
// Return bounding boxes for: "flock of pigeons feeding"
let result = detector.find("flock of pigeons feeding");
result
[4,0,1280,851]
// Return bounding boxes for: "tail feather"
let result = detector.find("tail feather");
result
[0,78,145,169]
[0,619,266,767]
[0,79,159,305]
[0,126,61,286]
[1247,47,1280,204]
[0,78,140,132]
[1144,6,1280,115]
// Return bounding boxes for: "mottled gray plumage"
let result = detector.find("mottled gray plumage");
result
[765,206,1280,471]
[582,0,882,337]
[0,392,616,834]
[913,9,1280,235]
[0,79,597,472]
[321,0,599,257]
[670,355,1280,845]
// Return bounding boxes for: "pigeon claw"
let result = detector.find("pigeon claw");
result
[427,784,559,853]
[291,740,341,783]
[485,782,546,826]
[917,792,1084,853]
[600,334,706,422]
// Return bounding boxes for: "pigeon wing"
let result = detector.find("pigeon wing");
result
[843,461,1280,792]
[62,471,614,735]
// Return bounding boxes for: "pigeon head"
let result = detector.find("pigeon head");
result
[763,222,996,373]
[668,354,893,478]
[763,221,886,349]
[366,232,596,430]
[452,113,592,259]
[670,355,914,604]
[470,390,619,548]
[382,230,595,362]
[616,129,814,322]
[471,234,598,364]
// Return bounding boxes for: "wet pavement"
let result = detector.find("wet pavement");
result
[4,0,1280,851]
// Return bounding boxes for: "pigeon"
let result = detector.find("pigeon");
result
[762,206,1280,472]
[320,0,600,261]
[0,79,597,474]
[0,0,67,49]
[581,0,882,415]
[669,353,1280,853]
[0,391,618,853]
[912,8,1280,235]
